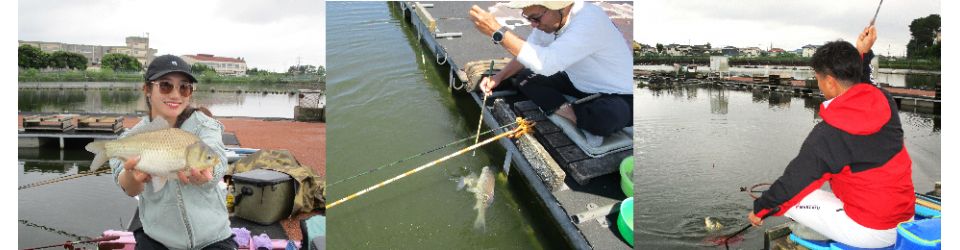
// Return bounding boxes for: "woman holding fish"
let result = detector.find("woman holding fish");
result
[87,55,236,249]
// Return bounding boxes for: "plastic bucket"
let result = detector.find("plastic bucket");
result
[617,197,634,247]
[620,156,634,197]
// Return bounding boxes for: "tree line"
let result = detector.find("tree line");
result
[19,44,144,72]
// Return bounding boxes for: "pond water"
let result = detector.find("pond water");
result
[18,82,312,118]
[633,85,940,249]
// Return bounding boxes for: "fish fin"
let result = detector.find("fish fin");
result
[457,177,466,190]
[151,176,168,192]
[458,173,477,191]
[86,140,109,170]
[127,116,171,136]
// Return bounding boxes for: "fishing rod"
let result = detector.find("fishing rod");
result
[723,207,781,250]
[23,235,121,250]
[327,117,533,209]
[870,0,884,25]
[472,60,496,157]
[328,121,519,187]
[19,219,91,241]
[19,168,113,190]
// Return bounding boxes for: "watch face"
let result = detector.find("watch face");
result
[493,31,503,42]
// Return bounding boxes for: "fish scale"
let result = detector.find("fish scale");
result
[106,129,197,175]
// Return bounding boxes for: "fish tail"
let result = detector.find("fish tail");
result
[474,207,485,230]
[86,141,109,170]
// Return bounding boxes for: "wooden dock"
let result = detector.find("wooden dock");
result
[637,72,941,114]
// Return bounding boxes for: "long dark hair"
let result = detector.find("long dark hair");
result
[144,81,213,128]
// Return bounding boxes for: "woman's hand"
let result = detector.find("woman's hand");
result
[122,156,150,183]
[178,167,214,185]
[119,156,148,196]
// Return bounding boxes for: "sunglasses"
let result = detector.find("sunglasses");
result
[151,80,195,97]
[523,9,549,24]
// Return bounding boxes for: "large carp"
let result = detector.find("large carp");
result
[458,166,496,230]
[85,117,221,192]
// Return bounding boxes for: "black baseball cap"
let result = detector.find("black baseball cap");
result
[145,54,199,83]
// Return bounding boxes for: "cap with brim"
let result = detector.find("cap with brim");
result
[145,54,199,83]
[505,1,573,10]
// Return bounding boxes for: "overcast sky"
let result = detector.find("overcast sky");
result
[634,0,940,57]
[19,0,325,72]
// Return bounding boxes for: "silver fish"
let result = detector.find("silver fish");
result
[458,166,496,230]
[85,117,221,192]
[704,217,724,232]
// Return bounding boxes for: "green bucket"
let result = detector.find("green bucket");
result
[620,156,634,197]
[617,197,634,247]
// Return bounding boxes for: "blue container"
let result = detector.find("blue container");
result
[895,218,941,250]
[914,204,940,220]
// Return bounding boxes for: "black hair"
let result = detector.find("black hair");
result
[811,40,862,85]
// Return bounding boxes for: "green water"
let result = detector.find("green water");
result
[19,147,139,249]
[326,2,553,249]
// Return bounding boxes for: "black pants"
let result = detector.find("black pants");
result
[509,69,632,136]
[133,228,238,250]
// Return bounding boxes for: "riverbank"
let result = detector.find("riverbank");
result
[18,81,322,97]
[635,55,941,71]
[18,69,324,84]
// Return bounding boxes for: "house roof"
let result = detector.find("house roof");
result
[183,54,245,63]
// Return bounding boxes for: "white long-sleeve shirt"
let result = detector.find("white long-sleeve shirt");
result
[516,0,632,95]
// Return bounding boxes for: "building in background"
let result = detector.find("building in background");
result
[18,36,157,68]
[721,46,739,57]
[801,44,820,57]
[739,47,762,57]
[767,48,786,56]
[181,54,248,76]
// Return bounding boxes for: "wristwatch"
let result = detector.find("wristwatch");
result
[492,26,510,45]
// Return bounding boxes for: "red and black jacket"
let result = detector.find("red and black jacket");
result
[753,51,915,230]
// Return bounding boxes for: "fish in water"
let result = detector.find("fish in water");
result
[458,166,496,230]
[704,217,724,232]
[85,117,221,192]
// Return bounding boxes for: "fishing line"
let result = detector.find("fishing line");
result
[326,118,532,209]
[740,182,772,200]
[328,121,519,187]
[472,60,496,157]
[18,168,113,191]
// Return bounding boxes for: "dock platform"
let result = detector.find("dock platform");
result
[394,2,635,249]
[637,72,941,114]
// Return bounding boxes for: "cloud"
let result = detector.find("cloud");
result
[634,0,940,56]
[18,0,325,71]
